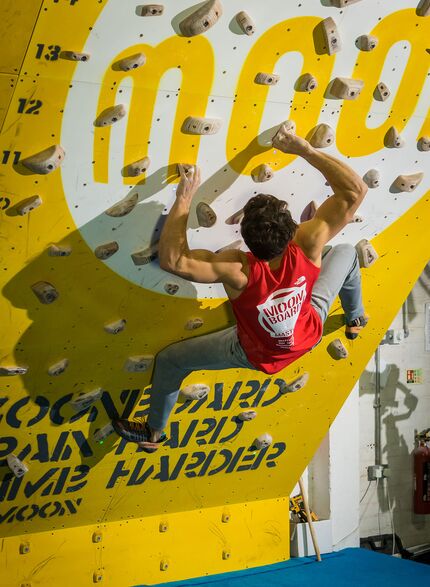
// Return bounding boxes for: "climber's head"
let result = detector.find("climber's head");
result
[240,194,298,261]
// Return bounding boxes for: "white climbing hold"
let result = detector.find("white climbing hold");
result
[355,239,379,268]
[385,126,404,148]
[182,117,222,135]
[215,240,243,253]
[300,201,318,222]
[238,410,257,421]
[163,281,180,295]
[0,366,28,376]
[196,202,217,227]
[418,136,430,152]
[255,72,280,86]
[363,169,380,189]
[417,0,430,16]
[356,35,378,51]
[254,433,273,450]
[374,82,390,101]
[104,319,127,334]
[280,373,310,394]
[7,454,28,478]
[94,422,115,443]
[131,243,158,266]
[185,318,204,331]
[236,11,255,35]
[180,384,210,401]
[126,156,150,177]
[16,195,42,216]
[252,164,274,183]
[328,339,349,359]
[94,104,126,127]
[298,73,318,92]
[117,52,146,72]
[392,173,424,192]
[124,355,154,372]
[61,51,91,62]
[309,123,335,148]
[31,281,59,304]
[321,17,342,55]
[22,145,65,175]
[70,388,104,412]
[105,193,138,218]
[350,214,364,223]
[48,244,72,256]
[331,77,364,100]
[179,0,223,37]
[94,242,119,260]
[48,359,69,376]
[138,4,164,16]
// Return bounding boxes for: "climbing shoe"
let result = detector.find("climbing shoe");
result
[112,419,166,453]
[345,315,369,340]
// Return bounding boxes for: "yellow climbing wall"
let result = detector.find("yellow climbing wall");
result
[0,0,429,585]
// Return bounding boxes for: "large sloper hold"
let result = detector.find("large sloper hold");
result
[105,193,138,217]
[182,116,222,135]
[254,72,280,86]
[236,11,255,35]
[417,0,430,16]
[179,0,223,37]
[253,433,273,450]
[31,281,59,304]
[374,82,390,101]
[117,52,146,72]
[196,202,217,227]
[328,338,348,359]
[279,372,310,394]
[385,126,404,148]
[22,145,65,174]
[48,358,69,376]
[123,355,154,372]
[392,172,424,192]
[363,169,380,189]
[180,384,210,401]
[7,454,29,478]
[94,241,119,260]
[356,34,378,51]
[355,239,379,268]
[125,156,150,177]
[16,195,42,216]
[104,319,127,334]
[321,17,342,55]
[0,366,28,376]
[418,136,430,151]
[309,123,335,148]
[131,243,159,265]
[70,388,104,412]
[138,4,165,16]
[252,164,274,183]
[331,77,364,100]
[94,104,126,127]
[61,51,91,62]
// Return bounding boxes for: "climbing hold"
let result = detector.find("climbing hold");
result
[238,410,257,421]
[236,11,255,35]
[94,422,114,443]
[392,172,424,192]
[252,164,274,183]
[254,433,273,450]
[125,156,151,177]
[350,214,363,223]
[196,202,217,227]
[328,0,362,5]
[92,532,102,543]
[160,559,169,572]
[117,52,146,72]
[16,195,42,216]
[385,126,404,148]
[363,169,380,189]
[70,388,104,412]
[31,281,59,304]
[104,319,127,334]
[163,282,180,295]
[185,318,204,330]
[328,339,348,359]
[22,145,65,175]
[159,521,169,532]
[321,17,342,55]
[418,136,430,152]
[93,571,103,583]
[374,82,390,101]
[222,510,231,523]
[225,208,244,225]
[19,542,31,554]
[179,0,223,37]
[300,200,318,222]
[48,359,69,377]
[0,366,28,376]
[254,72,280,86]
[215,240,243,253]
[355,239,379,268]
[355,34,378,51]
[222,549,231,560]
[124,355,154,372]
[105,193,138,217]
[309,123,335,148]
[331,77,364,100]
[281,119,297,134]
[298,73,318,92]
[180,384,210,401]
[138,4,164,16]
[48,244,72,256]
[94,104,126,127]
[280,373,310,394]
[417,0,430,16]
[7,454,28,478]
[94,241,119,260]
[61,51,91,62]
[131,243,158,266]
[182,116,222,135]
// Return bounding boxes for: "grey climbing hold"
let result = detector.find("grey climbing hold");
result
[255,72,280,86]
[196,202,217,227]
[179,0,223,37]
[22,145,65,175]
[0,366,28,376]
[61,51,91,62]
[298,73,318,92]
[126,156,150,177]
[238,410,257,421]
[321,17,342,55]
[355,239,379,268]
[31,281,59,304]
[138,4,164,16]
[331,77,364,100]
[117,52,146,72]
[236,11,255,35]
[356,34,378,51]
[385,126,404,148]
[104,319,127,334]
[280,373,310,394]
[374,82,390,101]
[16,195,42,216]
[48,359,69,376]
[418,136,430,152]
[131,243,158,266]
[105,193,139,217]
[48,244,72,256]
[94,104,126,127]
[254,433,273,449]
[185,318,204,330]
[328,338,348,359]
[363,169,380,189]
[182,116,222,135]
[163,281,180,295]
[252,164,274,183]
[392,172,424,192]
[94,242,119,260]
[7,454,28,478]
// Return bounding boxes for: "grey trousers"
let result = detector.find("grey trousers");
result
[148,244,364,430]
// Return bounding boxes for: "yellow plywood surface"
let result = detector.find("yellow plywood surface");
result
[0,73,17,130]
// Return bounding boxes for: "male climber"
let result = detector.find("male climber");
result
[113,125,368,451]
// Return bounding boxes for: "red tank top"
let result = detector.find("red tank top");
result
[231,242,322,374]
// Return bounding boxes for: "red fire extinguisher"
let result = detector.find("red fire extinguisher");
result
[414,440,430,514]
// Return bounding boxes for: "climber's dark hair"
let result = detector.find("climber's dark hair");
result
[240,194,298,261]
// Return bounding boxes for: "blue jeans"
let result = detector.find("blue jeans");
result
[148,244,364,430]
